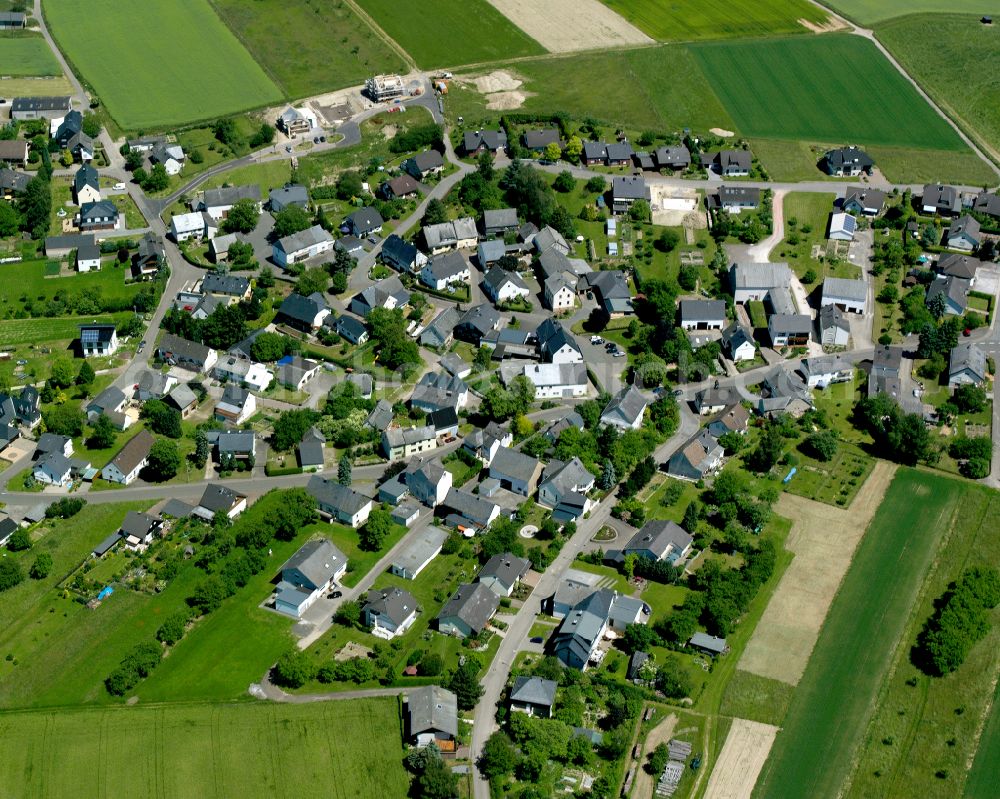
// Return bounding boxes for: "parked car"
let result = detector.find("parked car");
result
[590,336,604,345]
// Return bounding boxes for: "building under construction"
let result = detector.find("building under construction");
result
[365,74,406,102]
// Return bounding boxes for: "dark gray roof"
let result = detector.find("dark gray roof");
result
[202,272,249,297]
[655,146,691,168]
[927,275,968,311]
[456,303,501,337]
[406,150,444,173]
[363,586,417,627]
[922,184,961,213]
[489,447,541,483]
[600,385,648,427]
[365,399,395,431]
[463,129,507,152]
[679,299,726,323]
[280,538,347,588]
[408,685,458,738]
[769,314,812,335]
[523,129,560,149]
[277,291,330,324]
[161,498,195,518]
[612,175,648,201]
[381,233,420,268]
[306,475,371,514]
[483,265,528,294]
[276,224,333,255]
[35,432,70,456]
[268,184,309,209]
[444,487,498,527]
[424,250,469,283]
[121,510,158,537]
[950,342,986,381]
[346,207,384,234]
[716,185,760,206]
[198,483,246,512]
[510,675,557,708]
[214,429,255,454]
[824,146,874,171]
[203,185,260,208]
[937,253,979,280]
[624,520,692,559]
[89,385,125,413]
[819,303,850,333]
[483,208,519,231]
[12,96,71,114]
[479,552,531,590]
[437,582,499,633]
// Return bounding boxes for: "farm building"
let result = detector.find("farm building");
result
[821,277,867,314]
[390,525,449,580]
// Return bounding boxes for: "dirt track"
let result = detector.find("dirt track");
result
[738,461,896,685]
[704,719,779,799]
[631,713,678,799]
[484,0,652,52]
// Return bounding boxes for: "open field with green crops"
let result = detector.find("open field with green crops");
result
[692,35,965,150]
[0,699,409,798]
[0,34,61,76]
[44,0,282,129]
[753,469,964,799]
[966,681,1000,798]
[822,0,1000,25]
[355,0,545,68]
[601,0,829,41]
[208,0,406,99]
[878,14,1000,165]
[844,480,1000,798]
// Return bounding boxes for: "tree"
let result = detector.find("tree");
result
[622,621,658,654]
[7,528,31,551]
[141,400,182,438]
[273,649,316,688]
[543,141,562,162]
[422,198,448,226]
[249,122,276,148]
[192,431,209,469]
[476,149,495,181]
[45,497,86,519]
[564,135,583,163]
[29,552,53,579]
[43,404,84,437]
[804,430,838,462]
[477,732,518,781]
[156,612,189,645]
[748,423,784,472]
[417,757,459,799]
[656,229,680,253]
[257,265,275,288]
[75,360,96,387]
[0,200,20,237]
[334,600,361,627]
[682,501,700,533]
[338,452,352,486]
[585,176,606,194]
[49,357,75,388]
[145,439,180,481]
[89,413,117,449]
[628,199,651,223]
[213,118,239,147]
[553,170,575,192]
[417,651,444,676]
[19,175,51,239]
[367,307,420,372]
[272,205,312,239]
[251,331,290,362]
[360,507,392,551]
[335,169,364,201]
[142,163,169,192]
[598,459,616,490]
[272,409,319,452]
[0,559,24,592]
[953,383,987,413]
[447,657,484,710]
[223,198,259,234]
[296,265,328,296]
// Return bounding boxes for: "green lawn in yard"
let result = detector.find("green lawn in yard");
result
[823,0,1000,25]
[306,518,407,588]
[640,580,688,616]
[194,159,296,197]
[0,699,409,798]
[642,477,700,525]
[600,0,829,41]
[692,35,966,151]
[754,469,964,799]
[0,258,141,306]
[748,300,767,328]
[783,444,875,508]
[865,144,996,185]
[44,0,282,129]
[570,559,633,595]
[354,0,544,68]
[209,0,407,99]
[750,138,843,182]
[0,33,61,76]
[770,192,856,282]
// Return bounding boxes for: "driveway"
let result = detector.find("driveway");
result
[745,189,786,262]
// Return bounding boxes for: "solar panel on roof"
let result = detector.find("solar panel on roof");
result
[81,329,100,343]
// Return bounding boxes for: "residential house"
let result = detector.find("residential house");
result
[73,164,100,205]
[463,422,511,466]
[489,447,542,497]
[347,372,374,399]
[722,322,756,362]
[79,324,118,358]
[462,129,508,155]
[215,385,257,425]
[212,430,256,463]
[553,589,647,670]
[362,587,418,639]
[75,243,101,272]
[35,433,73,460]
[666,428,724,480]
[522,129,560,151]
[343,207,384,238]
[515,362,588,399]
[149,142,185,175]
[297,426,325,471]
[0,386,40,431]
[624,520,693,564]
[120,511,162,553]
[872,345,903,379]
[538,457,595,521]
[157,333,219,374]
[947,215,981,252]
[611,175,649,214]
[828,212,857,242]
[509,677,557,718]
[335,236,365,259]
[821,277,867,314]
[12,96,71,122]
[544,273,577,311]
[421,251,471,291]
[655,146,691,171]
[973,190,1000,219]
[710,185,760,212]
[165,384,198,418]
[0,140,29,167]
[481,267,528,305]
[581,270,632,317]
[390,525,449,579]
[274,538,347,617]
[208,232,249,264]
[45,233,94,258]
[306,475,373,528]
[67,132,95,163]
[276,356,321,390]
[350,275,411,316]
[34,453,73,487]
[922,184,962,216]
[437,582,499,637]
[194,483,247,521]
[679,300,726,331]
[53,109,82,147]
[213,358,272,392]
[730,262,793,303]
[381,234,427,274]
[439,353,472,380]
[949,342,987,387]
[268,184,309,213]
[419,307,461,349]
[842,187,886,216]
[537,318,582,363]
[689,632,728,657]
[410,372,468,414]
[200,185,262,221]
[277,105,317,135]
[0,167,30,199]
[483,208,519,237]
[822,146,874,176]
[799,354,855,388]
[275,292,331,331]
[481,326,537,360]
[454,303,502,345]
[769,314,812,347]
[382,425,437,460]
[402,150,444,180]
[819,303,851,347]
[927,275,968,316]
[77,200,120,232]
[443,488,500,531]
[937,253,979,282]
[600,385,649,430]
[201,272,251,303]
[407,685,458,748]
[101,430,154,485]
[694,387,741,416]
[713,149,752,176]
[422,217,478,254]
[533,225,570,256]
[273,225,334,268]
[86,386,126,421]
[170,211,214,242]
[756,368,814,418]
[706,403,750,438]
[478,553,531,597]
[378,174,420,201]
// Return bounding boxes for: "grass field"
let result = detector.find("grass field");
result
[601,0,829,41]
[753,469,964,799]
[355,0,545,68]
[878,14,1000,165]
[822,0,1000,25]
[209,0,407,99]
[0,34,61,76]
[720,670,795,727]
[844,480,1000,798]
[0,314,129,347]
[0,259,141,306]
[965,680,1000,798]
[692,35,965,150]
[44,0,282,129]
[769,192,849,281]
[0,699,409,798]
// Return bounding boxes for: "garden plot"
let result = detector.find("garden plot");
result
[484,0,652,52]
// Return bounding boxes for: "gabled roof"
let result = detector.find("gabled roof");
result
[277,291,330,324]
[611,175,648,201]
[463,129,507,151]
[121,510,159,538]
[483,265,528,294]
[922,184,961,213]
[625,519,693,559]
[107,429,154,475]
[437,582,499,633]
[279,538,347,589]
[276,224,333,255]
[363,586,417,627]
[384,425,435,448]
[842,186,886,212]
[444,487,498,527]
[89,385,125,413]
[950,342,986,382]
[408,685,458,738]
[406,150,444,172]
[489,447,541,483]
[202,272,249,297]
[424,250,469,282]
[483,208,519,230]
[510,675,557,708]
[721,321,754,351]
[937,253,979,280]
[824,146,874,171]
[79,200,118,222]
[203,184,260,209]
[306,475,372,514]
[381,233,421,267]
[731,262,792,290]
[423,217,478,249]
[819,303,850,333]
[948,214,981,242]
[268,184,308,208]
[214,429,255,454]
[679,299,726,323]
[822,277,866,303]
[540,457,594,498]
[346,206,384,233]
[537,318,581,358]
[456,303,501,337]
[479,552,531,590]
[73,164,99,194]
[927,275,968,311]
[601,384,648,427]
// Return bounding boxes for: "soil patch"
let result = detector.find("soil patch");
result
[710,127,735,137]
[631,712,678,799]
[799,17,849,34]
[483,0,652,53]
[704,719,779,799]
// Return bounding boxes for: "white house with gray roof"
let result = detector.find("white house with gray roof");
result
[538,457,595,521]
[821,277,867,314]
[437,582,499,637]
[488,447,543,497]
[306,475,373,528]
[390,525,449,580]
[404,457,453,507]
[422,217,477,254]
[679,300,726,331]
[482,266,530,304]
[274,538,347,617]
[600,385,649,431]
[421,251,471,291]
[407,685,458,747]
[624,520,693,564]
[730,262,793,303]
[510,676,557,717]
[443,488,500,531]
[478,552,531,597]
[362,586,417,639]
[949,342,987,387]
[382,425,437,460]
[273,225,334,269]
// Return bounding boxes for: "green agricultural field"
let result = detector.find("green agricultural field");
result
[0,34,61,76]
[0,314,129,347]
[0,699,409,798]
[0,259,141,305]
[822,0,1000,25]
[845,481,1000,798]
[966,682,1000,798]
[209,0,407,99]
[692,35,965,150]
[720,670,795,727]
[753,469,964,799]
[878,15,1000,166]
[601,0,829,41]
[354,0,545,68]
[43,0,282,129]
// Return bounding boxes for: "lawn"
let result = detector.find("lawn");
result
[783,444,875,507]
[209,0,407,99]
[354,0,545,68]
[0,314,130,347]
[823,0,1000,25]
[691,35,966,150]
[305,518,408,588]
[753,469,964,799]
[966,680,1000,798]
[0,258,141,306]
[878,14,1000,165]
[844,480,1000,798]
[600,0,829,41]
[0,33,61,76]
[769,192,857,282]
[0,699,410,798]
[44,0,282,129]
[864,144,996,185]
